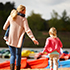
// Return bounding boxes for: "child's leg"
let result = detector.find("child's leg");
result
[4,27,9,37]
[49,54,53,70]
[4,26,10,41]
[50,58,53,70]
[53,54,59,70]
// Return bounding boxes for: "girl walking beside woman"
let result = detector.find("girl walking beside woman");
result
[42,27,63,70]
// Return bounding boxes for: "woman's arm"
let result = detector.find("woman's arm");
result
[23,18,39,45]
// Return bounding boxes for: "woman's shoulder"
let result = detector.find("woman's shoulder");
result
[6,15,12,21]
[7,15,11,20]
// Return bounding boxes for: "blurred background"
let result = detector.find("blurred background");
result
[0,0,70,48]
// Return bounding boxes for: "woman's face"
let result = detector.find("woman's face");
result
[20,9,26,14]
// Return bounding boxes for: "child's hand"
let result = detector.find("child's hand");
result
[3,36,8,41]
[33,40,39,45]
[34,52,42,59]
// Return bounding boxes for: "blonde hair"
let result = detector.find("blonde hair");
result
[49,27,57,36]
[17,5,26,12]
[10,5,26,20]
[10,9,18,20]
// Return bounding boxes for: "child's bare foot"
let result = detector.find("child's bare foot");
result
[3,36,8,41]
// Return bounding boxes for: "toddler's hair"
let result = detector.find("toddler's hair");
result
[10,9,18,20]
[49,27,57,36]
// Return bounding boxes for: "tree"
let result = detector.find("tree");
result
[27,11,48,31]
[0,2,4,10]
[48,10,70,31]
[0,2,15,32]
[59,10,70,31]
[60,10,69,21]
[48,10,61,30]
[4,2,15,11]
[51,10,59,19]
[0,2,15,47]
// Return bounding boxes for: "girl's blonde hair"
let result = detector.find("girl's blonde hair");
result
[10,9,18,20]
[49,27,57,36]
[17,5,26,12]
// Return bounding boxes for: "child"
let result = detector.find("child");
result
[42,27,63,70]
[3,26,10,41]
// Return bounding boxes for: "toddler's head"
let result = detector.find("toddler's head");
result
[49,27,57,38]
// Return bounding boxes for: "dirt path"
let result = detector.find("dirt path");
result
[0,68,70,70]
[21,68,70,70]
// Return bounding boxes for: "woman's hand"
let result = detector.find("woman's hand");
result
[33,40,39,45]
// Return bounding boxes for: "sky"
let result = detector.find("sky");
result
[0,0,70,20]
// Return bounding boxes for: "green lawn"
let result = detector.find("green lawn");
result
[0,31,70,48]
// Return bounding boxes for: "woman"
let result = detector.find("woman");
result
[3,5,39,70]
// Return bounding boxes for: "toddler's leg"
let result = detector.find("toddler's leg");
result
[50,58,53,70]
[53,57,58,70]
[4,26,10,41]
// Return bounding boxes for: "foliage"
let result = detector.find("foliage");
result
[0,2,70,48]
[48,10,70,31]
[27,11,49,31]
[0,2,15,47]
[0,2,15,33]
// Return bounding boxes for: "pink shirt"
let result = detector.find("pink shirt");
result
[43,37,63,54]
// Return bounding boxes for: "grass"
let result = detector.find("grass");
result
[0,31,70,48]
[23,31,70,48]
